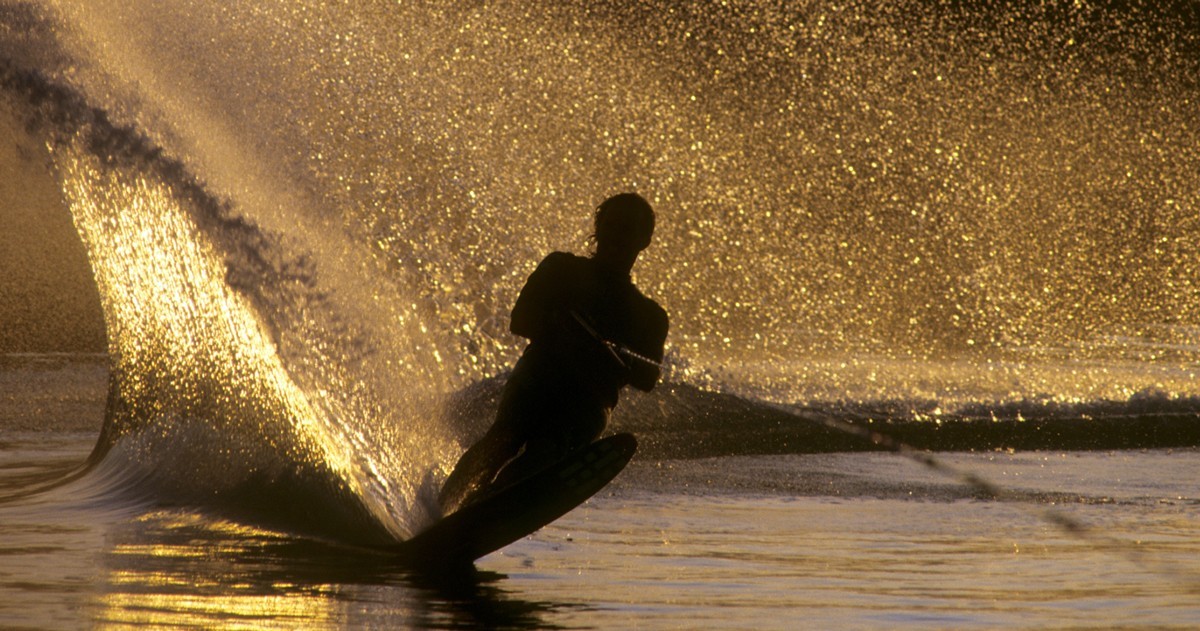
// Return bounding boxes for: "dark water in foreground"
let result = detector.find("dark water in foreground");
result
[4,437,1199,629]
[2,359,1198,629]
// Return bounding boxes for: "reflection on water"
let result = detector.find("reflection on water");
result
[96,513,347,628]
[2,435,1198,629]
[90,510,574,629]
[0,495,571,630]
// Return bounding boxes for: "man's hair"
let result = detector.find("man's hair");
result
[594,192,655,251]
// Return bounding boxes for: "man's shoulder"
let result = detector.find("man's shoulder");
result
[522,253,596,300]
[630,286,668,329]
[537,251,589,270]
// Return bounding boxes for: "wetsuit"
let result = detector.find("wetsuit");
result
[440,251,668,510]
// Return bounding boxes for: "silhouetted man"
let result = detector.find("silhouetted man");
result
[439,192,669,513]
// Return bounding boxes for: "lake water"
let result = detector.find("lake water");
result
[2,359,1198,629]
[2,2,1199,628]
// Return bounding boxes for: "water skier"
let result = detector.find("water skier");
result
[439,192,669,513]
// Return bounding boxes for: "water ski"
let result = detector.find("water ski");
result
[391,433,637,569]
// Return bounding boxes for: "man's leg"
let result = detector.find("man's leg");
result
[438,424,521,513]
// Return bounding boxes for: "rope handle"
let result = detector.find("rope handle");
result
[569,311,662,369]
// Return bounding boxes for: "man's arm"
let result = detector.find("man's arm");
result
[627,304,668,392]
[509,253,570,340]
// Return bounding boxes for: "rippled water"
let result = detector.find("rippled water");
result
[3,431,1198,628]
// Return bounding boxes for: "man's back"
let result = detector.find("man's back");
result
[511,252,668,405]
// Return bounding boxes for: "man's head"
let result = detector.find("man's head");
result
[594,192,655,254]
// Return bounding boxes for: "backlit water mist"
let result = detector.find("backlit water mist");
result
[1,1,1199,627]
